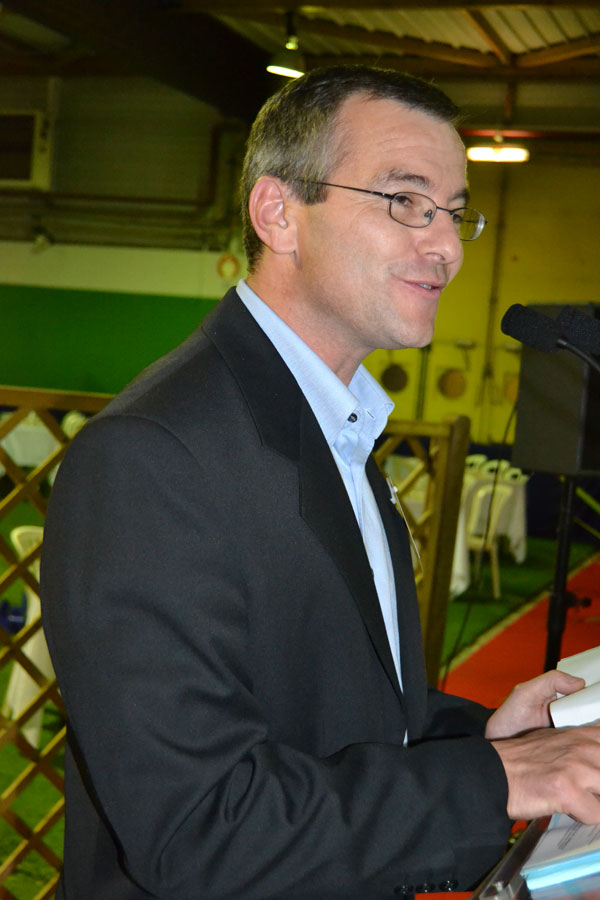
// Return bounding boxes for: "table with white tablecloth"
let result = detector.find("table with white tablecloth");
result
[384,456,527,596]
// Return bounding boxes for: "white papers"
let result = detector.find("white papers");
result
[551,681,600,727]
[557,646,600,684]
[521,813,600,891]
[520,646,600,892]
[550,645,600,728]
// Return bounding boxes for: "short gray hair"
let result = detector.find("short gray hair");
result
[241,64,460,271]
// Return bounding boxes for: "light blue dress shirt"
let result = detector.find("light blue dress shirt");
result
[236,280,402,687]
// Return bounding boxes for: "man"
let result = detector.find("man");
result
[41,65,600,900]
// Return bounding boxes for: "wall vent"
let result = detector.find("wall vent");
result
[0,111,52,190]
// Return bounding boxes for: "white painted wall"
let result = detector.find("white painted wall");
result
[0,239,247,298]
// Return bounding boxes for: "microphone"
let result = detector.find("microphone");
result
[500,303,562,353]
[556,305,600,355]
[501,303,600,376]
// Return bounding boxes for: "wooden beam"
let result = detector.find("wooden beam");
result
[0,386,112,414]
[2,0,272,122]
[2,54,599,82]
[180,1,600,11]
[517,33,600,67]
[237,13,498,68]
[306,53,600,80]
[462,10,513,64]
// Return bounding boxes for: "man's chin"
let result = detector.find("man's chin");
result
[391,324,436,351]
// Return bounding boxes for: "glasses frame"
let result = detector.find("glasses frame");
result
[303,180,487,242]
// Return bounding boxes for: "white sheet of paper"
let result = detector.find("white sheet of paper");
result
[551,681,600,727]
[557,646,600,686]
[523,814,600,870]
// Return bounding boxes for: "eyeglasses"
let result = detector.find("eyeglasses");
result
[303,181,487,242]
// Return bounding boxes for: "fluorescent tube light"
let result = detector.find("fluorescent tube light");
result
[467,146,530,163]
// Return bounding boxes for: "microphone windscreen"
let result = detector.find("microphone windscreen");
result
[501,304,561,353]
[556,306,600,355]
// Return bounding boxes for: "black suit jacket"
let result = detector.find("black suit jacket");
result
[41,289,511,900]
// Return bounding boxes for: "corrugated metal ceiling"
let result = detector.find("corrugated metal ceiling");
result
[218,6,600,58]
[0,2,598,129]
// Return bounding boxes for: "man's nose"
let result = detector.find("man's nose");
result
[416,210,464,264]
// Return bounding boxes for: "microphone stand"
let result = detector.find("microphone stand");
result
[544,338,599,669]
[557,338,600,376]
[544,474,575,670]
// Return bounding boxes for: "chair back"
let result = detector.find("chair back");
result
[481,458,511,476]
[503,466,529,484]
[467,483,513,545]
[5,526,52,749]
[10,525,43,579]
[62,410,87,438]
[465,453,487,470]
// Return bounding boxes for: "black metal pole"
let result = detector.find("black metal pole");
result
[544,475,576,671]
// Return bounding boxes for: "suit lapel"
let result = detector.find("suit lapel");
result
[298,404,404,703]
[202,289,304,462]
[204,289,404,703]
[367,457,428,737]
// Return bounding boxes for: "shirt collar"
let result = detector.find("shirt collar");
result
[236,279,394,447]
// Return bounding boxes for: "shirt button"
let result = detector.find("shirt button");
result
[393,884,413,897]
[438,879,458,891]
[348,412,358,423]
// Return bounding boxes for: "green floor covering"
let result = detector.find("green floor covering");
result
[441,536,595,668]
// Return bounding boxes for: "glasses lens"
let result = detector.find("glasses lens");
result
[389,192,434,228]
[389,193,486,240]
[455,208,485,241]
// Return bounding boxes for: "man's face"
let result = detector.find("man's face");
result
[290,94,467,381]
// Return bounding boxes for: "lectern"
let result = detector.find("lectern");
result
[470,817,600,899]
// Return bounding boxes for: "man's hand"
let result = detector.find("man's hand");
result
[491,724,600,824]
[485,670,585,740]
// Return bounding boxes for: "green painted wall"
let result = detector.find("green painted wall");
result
[0,283,218,394]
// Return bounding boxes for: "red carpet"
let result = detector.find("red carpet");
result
[443,555,600,707]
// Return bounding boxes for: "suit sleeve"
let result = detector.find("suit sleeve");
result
[42,413,512,900]
[423,685,494,737]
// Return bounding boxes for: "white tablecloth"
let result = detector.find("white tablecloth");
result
[384,457,527,597]
[1,418,60,468]
[384,456,469,596]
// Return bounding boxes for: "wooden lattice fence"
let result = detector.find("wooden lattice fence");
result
[0,387,110,900]
[374,415,471,682]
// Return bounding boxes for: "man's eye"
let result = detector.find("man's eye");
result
[392,192,414,208]
[452,209,466,224]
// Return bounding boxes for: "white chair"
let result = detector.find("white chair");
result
[62,410,87,438]
[2,525,55,747]
[466,484,514,599]
[481,458,511,476]
[465,454,487,470]
[503,466,529,484]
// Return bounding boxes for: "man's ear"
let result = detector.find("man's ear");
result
[248,176,298,256]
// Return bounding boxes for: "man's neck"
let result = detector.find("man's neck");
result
[245,271,364,386]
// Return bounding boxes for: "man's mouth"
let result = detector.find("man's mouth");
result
[406,280,445,292]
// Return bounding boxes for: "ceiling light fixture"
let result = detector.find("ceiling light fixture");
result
[466,145,530,163]
[466,131,529,163]
[267,11,305,79]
